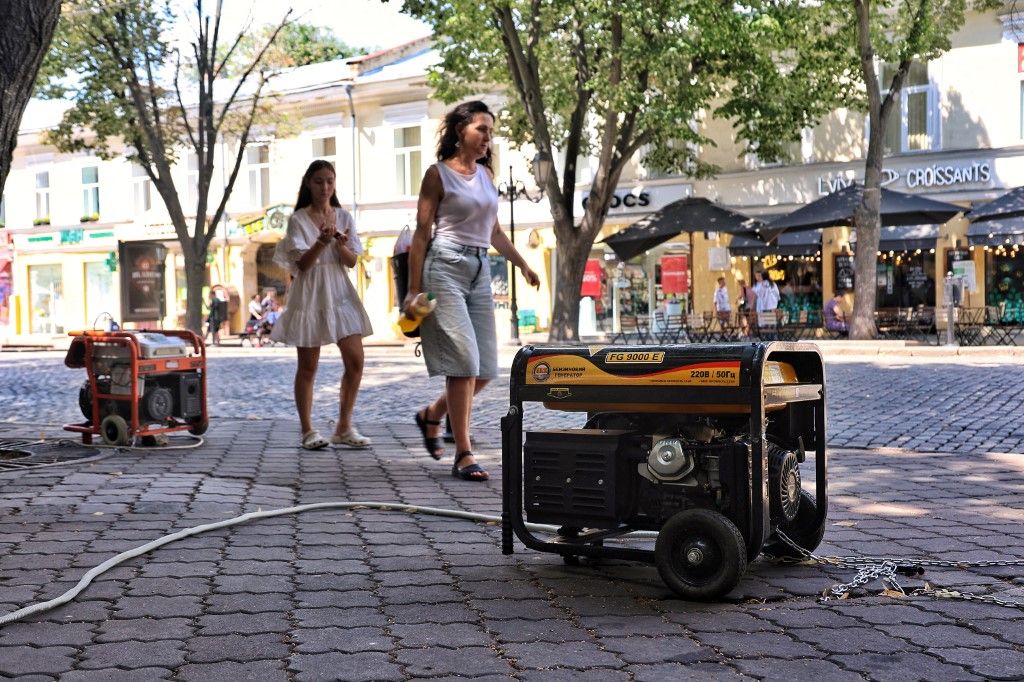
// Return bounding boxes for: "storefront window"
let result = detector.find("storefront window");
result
[84,261,114,327]
[760,255,823,317]
[29,264,64,334]
[618,259,650,317]
[985,247,1024,316]
[875,251,935,308]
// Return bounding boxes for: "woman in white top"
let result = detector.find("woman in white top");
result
[405,101,539,481]
[272,160,373,450]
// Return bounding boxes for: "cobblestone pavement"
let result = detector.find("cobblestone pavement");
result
[1,345,1024,680]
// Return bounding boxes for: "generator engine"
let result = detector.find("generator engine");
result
[503,343,827,601]
[65,330,208,446]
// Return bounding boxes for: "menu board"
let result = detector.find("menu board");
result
[834,254,855,291]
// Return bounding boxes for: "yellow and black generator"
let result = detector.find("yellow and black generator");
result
[501,342,827,600]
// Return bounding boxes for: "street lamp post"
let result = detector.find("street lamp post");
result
[497,152,553,345]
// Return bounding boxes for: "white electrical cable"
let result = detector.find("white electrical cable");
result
[0,501,658,627]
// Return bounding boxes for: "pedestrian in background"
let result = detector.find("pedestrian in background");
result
[754,270,779,314]
[404,100,539,482]
[271,160,373,451]
[205,290,223,346]
[713,276,732,325]
[247,293,263,321]
[736,277,756,337]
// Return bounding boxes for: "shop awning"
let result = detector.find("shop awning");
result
[967,216,1024,246]
[966,186,1024,223]
[600,197,764,261]
[878,224,940,251]
[762,184,963,241]
[728,228,823,257]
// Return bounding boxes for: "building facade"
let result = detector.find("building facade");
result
[2,9,1023,343]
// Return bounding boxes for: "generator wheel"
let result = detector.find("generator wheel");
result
[767,444,802,524]
[763,490,826,558]
[188,419,209,436]
[78,380,93,421]
[100,414,130,446]
[655,509,747,601]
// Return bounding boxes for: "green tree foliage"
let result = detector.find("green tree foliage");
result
[39,0,289,333]
[404,0,851,340]
[221,21,368,75]
[838,0,997,339]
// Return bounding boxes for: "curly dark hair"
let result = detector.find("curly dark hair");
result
[436,100,494,171]
[294,159,341,210]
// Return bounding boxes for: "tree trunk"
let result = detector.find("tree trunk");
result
[548,218,588,341]
[183,247,207,334]
[0,0,61,192]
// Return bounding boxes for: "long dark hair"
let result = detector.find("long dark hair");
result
[436,100,494,171]
[294,159,341,210]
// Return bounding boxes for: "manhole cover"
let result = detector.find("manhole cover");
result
[0,439,103,472]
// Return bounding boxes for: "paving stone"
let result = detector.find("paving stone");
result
[480,617,588,644]
[599,635,713,665]
[205,591,292,614]
[95,616,194,643]
[112,594,203,619]
[929,646,1024,680]
[292,626,392,654]
[632,663,752,681]
[61,668,174,681]
[517,667,629,681]
[198,612,292,636]
[390,622,494,648]
[290,652,403,682]
[394,645,515,678]
[502,640,624,669]
[79,640,186,670]
[0,621,94,647]
[177,660,288,681]
[733,657,865,680]
[696,631,824,660]
[834,652,982,681]
[0,645,77,676]
[186,633,290,664]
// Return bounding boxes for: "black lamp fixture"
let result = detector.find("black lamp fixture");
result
[498,151,553,344]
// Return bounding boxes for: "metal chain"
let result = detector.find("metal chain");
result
[769,530,1024,608]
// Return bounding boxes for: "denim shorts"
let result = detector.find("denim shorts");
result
[420,239,497,380]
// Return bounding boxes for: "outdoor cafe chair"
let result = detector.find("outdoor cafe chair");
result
[611,314,650,344]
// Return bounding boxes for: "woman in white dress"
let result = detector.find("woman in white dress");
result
[272,160,373,450]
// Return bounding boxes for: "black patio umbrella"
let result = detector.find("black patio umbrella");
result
[761,183,963,242]
[966,185,1024,223]
[600,197,764,261]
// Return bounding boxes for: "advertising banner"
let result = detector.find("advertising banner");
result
[119,241,167,322]
[580,258,602,297]
[661,254,689,295]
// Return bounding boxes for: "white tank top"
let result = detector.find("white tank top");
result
[433,162,498,248]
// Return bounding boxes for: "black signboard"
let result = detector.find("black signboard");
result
[944,248,971,277]
[119,241,167,322]
[834,254,855,292]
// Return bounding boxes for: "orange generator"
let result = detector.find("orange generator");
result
[64,330,208,445]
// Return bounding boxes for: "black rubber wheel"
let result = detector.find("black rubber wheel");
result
[100,414,130,446]
[763,490,826,558]
[143,387,174,422]
[78,380,93,421]
[188,419,209,436]
[655,509,747,601]
[767,444,801,524]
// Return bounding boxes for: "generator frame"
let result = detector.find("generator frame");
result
[501,341,827,598]
[63,330,208,445]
